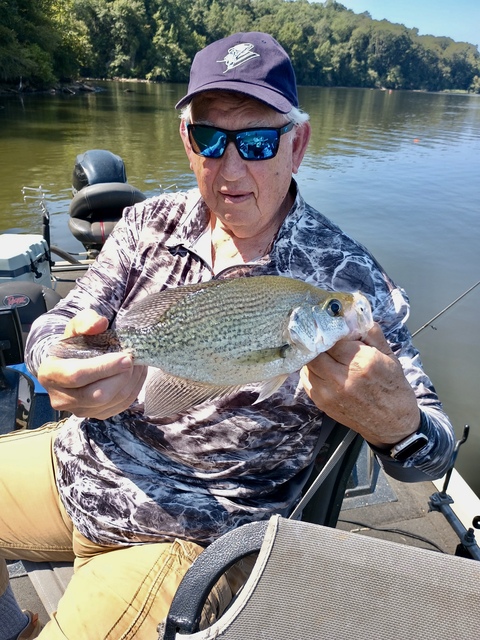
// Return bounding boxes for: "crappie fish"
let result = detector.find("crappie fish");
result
[50,275,373,418]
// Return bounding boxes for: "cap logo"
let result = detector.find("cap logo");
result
[217,43,259,73]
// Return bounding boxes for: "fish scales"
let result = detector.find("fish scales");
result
[115,277,360,384]
[119,283,290,379]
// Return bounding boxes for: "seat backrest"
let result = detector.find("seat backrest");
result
[162,515,480,640]
[295,423,363,527]
[68,182,146,250]
[162,424,365,638]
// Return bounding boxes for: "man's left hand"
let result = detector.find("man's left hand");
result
[300,323,420,448]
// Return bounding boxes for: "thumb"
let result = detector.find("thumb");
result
[361,322,395,357]
[64,310,109,339]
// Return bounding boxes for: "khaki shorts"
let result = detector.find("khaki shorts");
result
[0,424,248,639]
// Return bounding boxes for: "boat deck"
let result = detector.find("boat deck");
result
[340,474,461,554]
[50,263,90,298]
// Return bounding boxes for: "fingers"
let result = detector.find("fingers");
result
[359,322,394,356]
[63,309,109,339]
[40,355,148,419]
[39,352,134,390]
[39,310,149,419]
[306,323,393,378]
[54,365,147,419]
[301,323,420,447]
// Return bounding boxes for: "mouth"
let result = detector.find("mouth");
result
[219,190,252,205]
[340,293,373,340]
[352,293,374,336]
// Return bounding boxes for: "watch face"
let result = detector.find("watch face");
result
[392,433,429,462]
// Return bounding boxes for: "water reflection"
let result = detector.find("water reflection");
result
[302,87,480,168]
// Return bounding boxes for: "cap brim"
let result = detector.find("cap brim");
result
[175,80,293,114]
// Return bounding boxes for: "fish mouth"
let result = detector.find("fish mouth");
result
[345,292,374,338]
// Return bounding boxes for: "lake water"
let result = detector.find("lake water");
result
[1,82,479,496]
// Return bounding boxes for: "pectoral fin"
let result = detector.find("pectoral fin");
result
[236,346,289,366]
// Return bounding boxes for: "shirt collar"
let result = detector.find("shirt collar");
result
[164,180,305,265]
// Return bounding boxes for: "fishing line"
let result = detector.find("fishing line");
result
[412,279,480,337]
[338,518,445,553]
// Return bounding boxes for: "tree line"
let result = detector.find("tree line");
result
[2,0,480,93]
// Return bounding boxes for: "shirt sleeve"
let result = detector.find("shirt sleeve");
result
[369,285,456,481]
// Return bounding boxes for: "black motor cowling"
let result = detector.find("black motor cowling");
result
[68,150,146,256]
[72,149,127,193]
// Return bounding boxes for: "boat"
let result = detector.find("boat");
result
[1,150,479,630]
[0,149,146,431]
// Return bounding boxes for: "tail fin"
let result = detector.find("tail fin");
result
[49,330,122,359]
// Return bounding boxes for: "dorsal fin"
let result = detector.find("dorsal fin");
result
[118,281,218,329]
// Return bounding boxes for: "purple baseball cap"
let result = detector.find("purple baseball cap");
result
[175,32,298,114]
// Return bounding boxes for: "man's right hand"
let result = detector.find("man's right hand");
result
[37,310,148,419]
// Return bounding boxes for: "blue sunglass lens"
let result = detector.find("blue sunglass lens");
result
[188,125,285,160]
[236,130,279,159]
[189,127,227,158]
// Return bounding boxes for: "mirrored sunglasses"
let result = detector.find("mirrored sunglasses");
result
[187,122,294,161]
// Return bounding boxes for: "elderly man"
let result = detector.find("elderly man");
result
[0,32,454,639]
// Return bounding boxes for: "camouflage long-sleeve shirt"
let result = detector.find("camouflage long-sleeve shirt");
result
[26,183,455,546]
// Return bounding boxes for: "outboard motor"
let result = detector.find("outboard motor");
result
[68,150,146,257]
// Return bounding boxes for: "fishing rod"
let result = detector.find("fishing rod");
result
[412,279,480,337]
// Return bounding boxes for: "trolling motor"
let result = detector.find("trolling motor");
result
[68,150,146,258]
[428,425,480,560]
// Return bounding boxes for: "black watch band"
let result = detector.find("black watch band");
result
[390,415,429,462]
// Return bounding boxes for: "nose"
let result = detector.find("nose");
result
[219,141,248,180]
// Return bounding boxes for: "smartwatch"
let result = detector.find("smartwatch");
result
[390,428,429,462]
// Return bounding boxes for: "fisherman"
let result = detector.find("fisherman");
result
[0,32,455,639]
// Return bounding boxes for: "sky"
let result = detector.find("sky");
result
[336,0,480,48]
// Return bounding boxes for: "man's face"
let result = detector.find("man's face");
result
[180,92,310,239]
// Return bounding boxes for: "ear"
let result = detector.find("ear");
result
[291,122,311,174]
[179,119,194,169]
[179,118,189,147]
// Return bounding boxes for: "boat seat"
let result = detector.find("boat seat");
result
[0,366,36,433]
[0,308,34,432]
[297,422,363,526]
[68,182,146,253]
[0,306,24,367]
[161,513,480,640]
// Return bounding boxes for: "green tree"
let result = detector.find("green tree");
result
[146,0,205,82]
[2,0,480,91]
[0,0,59,85]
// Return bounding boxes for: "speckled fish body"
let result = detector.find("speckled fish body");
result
[51,275,373,417]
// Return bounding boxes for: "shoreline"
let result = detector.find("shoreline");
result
[0,80,100,97]
[0,78,475,98]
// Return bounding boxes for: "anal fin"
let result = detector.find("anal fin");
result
[144,369,245,419]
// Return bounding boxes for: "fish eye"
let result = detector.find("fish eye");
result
[326,299,342,317]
